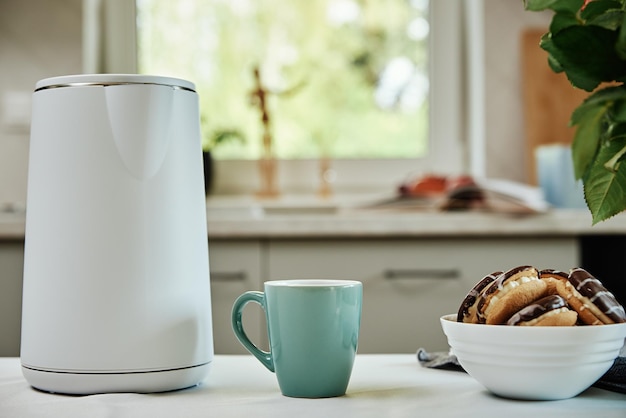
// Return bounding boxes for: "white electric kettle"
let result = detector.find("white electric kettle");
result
[20,74,214,394]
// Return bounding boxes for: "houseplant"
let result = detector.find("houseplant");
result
[201,129,245,195]
[525,0,626,224]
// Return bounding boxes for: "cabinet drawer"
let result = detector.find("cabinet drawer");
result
[268,237,578,353]
[209,239,266,354]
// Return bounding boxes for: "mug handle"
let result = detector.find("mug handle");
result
[231,291,274,372]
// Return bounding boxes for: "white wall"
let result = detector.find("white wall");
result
[483,1,552,183]
[0,0,82,206]
[0,0,554,204]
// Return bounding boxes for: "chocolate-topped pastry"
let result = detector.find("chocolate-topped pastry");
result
[476,265,548,325]
[556,268,626,325]
[457,271,502,323]
[506,295,578,326]
[539,269,568,294]
[456,265,625,327]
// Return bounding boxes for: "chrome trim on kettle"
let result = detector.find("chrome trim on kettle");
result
[34,82,196,93]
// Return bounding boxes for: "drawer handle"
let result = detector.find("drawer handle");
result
[211,271,248,282]
[384,269,460,280]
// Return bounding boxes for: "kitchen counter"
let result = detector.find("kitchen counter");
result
[203,194,626,238]
[203,208,626,239]
[0,355,624,417]
[3,195,626,239]
[0,212,25,239]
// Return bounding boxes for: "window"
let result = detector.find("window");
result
[98,0,466,194]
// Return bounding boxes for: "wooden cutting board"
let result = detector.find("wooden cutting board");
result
[521,28,591,184]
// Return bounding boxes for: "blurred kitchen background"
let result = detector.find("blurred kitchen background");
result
[0,0,556,203]
[2,1,625,358]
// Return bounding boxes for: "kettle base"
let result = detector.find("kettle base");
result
[21,362,211,395]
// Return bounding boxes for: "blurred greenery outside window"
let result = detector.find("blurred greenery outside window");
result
[136,0,431,161]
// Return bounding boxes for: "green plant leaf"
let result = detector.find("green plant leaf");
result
[550,12,580,35]
[571,103,607,178]
[603,142,626,171]
[609,123,626,139]
[611,100,626,122]
[546,53,564,73]
[539,34,566,73]
[581,0,622,21]
[524,0,584,12]
[587,9,625,30]
[617,10,626,58]
[583,138,626,224]
[570,85,626,125]
[545,25,626,91]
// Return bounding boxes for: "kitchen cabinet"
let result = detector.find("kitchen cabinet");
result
[209,240,267,354]
[266,237,578,353]
[0,240,24,357]
[0,235,580,356]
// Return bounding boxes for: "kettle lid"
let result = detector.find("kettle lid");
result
[35,74,195,92]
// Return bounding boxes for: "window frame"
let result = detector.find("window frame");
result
[89,0,468,196]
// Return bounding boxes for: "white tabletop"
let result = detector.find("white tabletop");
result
[0,355,624,417]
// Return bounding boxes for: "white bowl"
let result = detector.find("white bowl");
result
[440,314,626,400]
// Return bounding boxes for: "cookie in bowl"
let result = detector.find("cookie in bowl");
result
[456,271,501,324]
[505,294,578,326]
[474,265,549,325]
[457,265,626,327]
[554,267,626,325]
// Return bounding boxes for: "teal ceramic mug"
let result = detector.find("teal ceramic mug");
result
[231,279,362,398]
